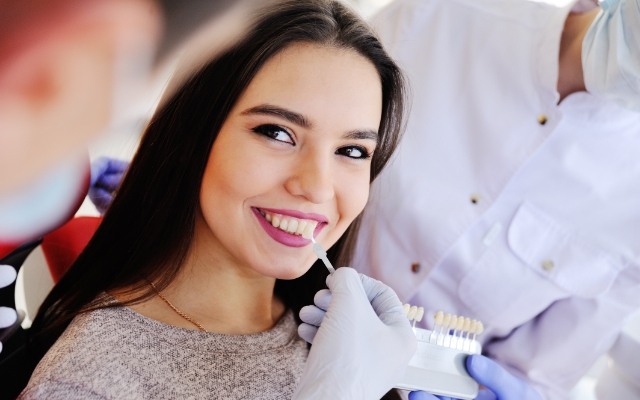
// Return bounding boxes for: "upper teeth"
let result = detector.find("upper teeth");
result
[262,210,318,238]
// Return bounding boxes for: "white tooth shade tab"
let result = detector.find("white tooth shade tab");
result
[398,307,484,398]
[302,221,317,240]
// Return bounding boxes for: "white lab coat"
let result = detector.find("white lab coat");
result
[353,0,640,398]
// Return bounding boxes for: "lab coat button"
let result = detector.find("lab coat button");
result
[541,259,555,271]
[411,262,420,273]
[537,114,548,125]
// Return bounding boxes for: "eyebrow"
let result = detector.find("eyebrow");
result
[241,103,379,142]
[241,104,311,128]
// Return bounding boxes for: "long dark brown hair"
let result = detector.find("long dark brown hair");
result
[29,0,406,396]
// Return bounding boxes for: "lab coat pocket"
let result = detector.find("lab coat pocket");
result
[507,202,620,297]
[458,202,621,329]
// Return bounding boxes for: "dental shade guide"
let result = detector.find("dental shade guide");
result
[302,224,335,274]
[396,306,484,399]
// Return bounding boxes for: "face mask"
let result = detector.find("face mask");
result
[0,155,88,242]
[582,0,640,111]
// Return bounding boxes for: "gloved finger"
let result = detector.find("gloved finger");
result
[103,158,129,174]
[313,288,332,311]
[297,323,318,344]
[324,267,368,313]
[475,388,497,400]
[0,307,18,329]
[90,157,128,186]
[299,304,326,326]
[466,355,541,400]
[90,157,111,186]
[408,391,441,400]
[94,172,124,190]
[357,272,408,327]
[88,188,114,213]
[0,264,17,289]
[326,268,416,360]
[326,268,410,328]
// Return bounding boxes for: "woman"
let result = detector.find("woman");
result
[20,0,409,398]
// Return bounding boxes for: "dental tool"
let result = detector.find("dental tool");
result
[397,306,484,399]
[302,223,335,274]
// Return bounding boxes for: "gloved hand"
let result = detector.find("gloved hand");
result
[408,391,447,400]
[293,267,417,399]
[465,354,542,400]
[89,157,129,214]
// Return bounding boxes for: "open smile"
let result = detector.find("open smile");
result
[253,208,327,247]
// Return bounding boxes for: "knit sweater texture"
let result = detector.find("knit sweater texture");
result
[19,302,308,399]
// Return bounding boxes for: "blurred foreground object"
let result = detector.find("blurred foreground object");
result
[0,0,249,242]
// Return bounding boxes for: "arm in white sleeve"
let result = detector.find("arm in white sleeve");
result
[483,264,640,399]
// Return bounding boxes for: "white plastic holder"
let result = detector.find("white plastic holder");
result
[396,327,481,399]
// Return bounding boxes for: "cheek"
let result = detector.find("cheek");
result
[337,176,370,223]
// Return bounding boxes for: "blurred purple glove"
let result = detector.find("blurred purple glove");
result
[89,157,129,214]
[466,354,543,400]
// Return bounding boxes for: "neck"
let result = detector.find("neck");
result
[163,259,285,334]
[557,8,600,102]
[125,217,285,334]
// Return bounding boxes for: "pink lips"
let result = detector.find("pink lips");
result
[252,207,326,248]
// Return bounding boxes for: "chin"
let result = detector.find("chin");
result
[268,261,316,280]
[273,267,312,281]
[258,255,317,280]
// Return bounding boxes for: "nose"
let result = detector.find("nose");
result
[284,152,335,204]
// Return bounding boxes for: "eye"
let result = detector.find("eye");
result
[252,124,294,145]
[336,145,372,160]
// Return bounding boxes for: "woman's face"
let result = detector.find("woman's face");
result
[197,42,382,279]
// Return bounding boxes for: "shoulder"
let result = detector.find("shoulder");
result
[370,0,571,44]
[23,307,147,396]
[19,381,109,400]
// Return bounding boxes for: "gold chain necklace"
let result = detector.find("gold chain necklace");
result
[148,282,208,333]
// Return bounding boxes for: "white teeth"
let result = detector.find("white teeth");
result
[302,221,317,240]
[287,219,298,234]
[296,220,307,235]
[262,210,319,237]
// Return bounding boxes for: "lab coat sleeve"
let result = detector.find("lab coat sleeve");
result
[483,263,640,399]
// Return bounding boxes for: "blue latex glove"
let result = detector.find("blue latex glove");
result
[465,354,543,400]
[408,355,542,400]
[294,267,417,399]
[89,157,129,214]
[409,391,447,400]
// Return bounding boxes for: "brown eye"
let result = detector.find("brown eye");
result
[252,124,294,145]
[336,146,371,160]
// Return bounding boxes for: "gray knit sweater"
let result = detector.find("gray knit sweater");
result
[19,303,308,399]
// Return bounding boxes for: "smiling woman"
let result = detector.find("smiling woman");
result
[17,0,407,398]
[200,42,382,281]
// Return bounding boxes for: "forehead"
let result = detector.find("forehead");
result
[234,42,383,128]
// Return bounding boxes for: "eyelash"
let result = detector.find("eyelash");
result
[251,124,373,160]
[252,124,294,145]
[336,146,372,160]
